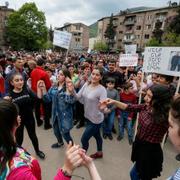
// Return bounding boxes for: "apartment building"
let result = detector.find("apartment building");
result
[0,5,13,50]
[97,5,179,52]
[56,23,89,51]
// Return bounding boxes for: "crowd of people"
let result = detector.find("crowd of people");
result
[0,50,180,179]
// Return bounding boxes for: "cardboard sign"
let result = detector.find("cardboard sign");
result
[143,47,180,76]
[125,44,137,54]
[53,30,72,49]
[119,54,138,67]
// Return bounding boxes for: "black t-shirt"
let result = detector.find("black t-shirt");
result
[10,88,35,121]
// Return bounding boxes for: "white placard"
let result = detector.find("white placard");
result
[119,54,138,67]
[125,44,137,54]
[143,47,180,76]
[87,48,91,54]
[53,30,72,49]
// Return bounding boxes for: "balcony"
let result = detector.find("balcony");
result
[124,19,136,26]
[124,29,134,34]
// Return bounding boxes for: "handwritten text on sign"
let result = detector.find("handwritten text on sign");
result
[119,54,138,67]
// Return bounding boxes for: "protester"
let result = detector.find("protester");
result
[168,95,180,179]
[117,82,137,145]
[102,84,172,180]
[4,72,45,159]
[74,68,107,159]
[5,57,28,94]
[38,69,75,148]
[30,58,52,129]
[0,99,101,180]
[102,77,119,140]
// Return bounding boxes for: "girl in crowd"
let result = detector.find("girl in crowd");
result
[38,69,75,148]
[168,95,180,179]
[6,72,45,159]
[74,68,107,159]
[103,84,172,180]
[0,100,101,180]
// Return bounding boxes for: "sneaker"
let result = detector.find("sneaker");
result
[108,134,113,140]
[176,154,180,161]
[44,124,52,130]
[76,123,84,129]
[37,120,43,127]
[128,138,133,145]
[103,134,107,139]
[117,135,123,141]
[90,152,103,159]
[112,127,117,134]
[51,142,64,148]
[36,151,45,159]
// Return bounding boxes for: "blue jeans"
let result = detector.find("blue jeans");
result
[118,112,133,140]
[130,164,140,180]
[103,110,115,135]
[81,119,102,151]
[53,117,73,144]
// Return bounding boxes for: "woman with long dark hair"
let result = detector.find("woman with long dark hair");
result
[74,68,107,159]
[0,100,102,180]
[7,72,45,159]
[38,69,75,148]
[103,84,172,180]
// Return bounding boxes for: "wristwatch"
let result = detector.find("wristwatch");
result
[61,169,72,178]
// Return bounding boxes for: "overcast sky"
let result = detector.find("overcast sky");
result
[2,0,179,28]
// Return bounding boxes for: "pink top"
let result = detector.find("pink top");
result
[7,160,70,180]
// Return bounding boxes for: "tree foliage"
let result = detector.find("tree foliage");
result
[104,14,116,50]
[152,20,164,44]
[168,8,180,34]
[6,2,48,51]
[94,41,108,52]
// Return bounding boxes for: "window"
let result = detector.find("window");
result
[136,35,140,39]
[147,15,152,20]
[146,25,151,30]
[119,31,123,34]
[76,25,81,30]
[137,16,142,22]
[120,22,123,25]
[118,39,122,42]
[75,38,80,42]
[144,34,150,39]
[136,26,141,30]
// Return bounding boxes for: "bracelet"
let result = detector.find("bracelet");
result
[61,169,72,178]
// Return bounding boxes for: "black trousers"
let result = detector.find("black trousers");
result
[16,117,40,153]
[34,99,51,127]
[74,101,85,125]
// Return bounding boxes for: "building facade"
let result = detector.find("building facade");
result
[0,5,14,50]
[97,5,179,52]
[56,23,89,51]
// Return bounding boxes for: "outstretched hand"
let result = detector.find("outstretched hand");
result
[62,141,83,175]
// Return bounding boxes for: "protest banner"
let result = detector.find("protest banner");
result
[119,54,138,67]
[125,44,137,54]
[53,30,72,49]
[143,47,180,76]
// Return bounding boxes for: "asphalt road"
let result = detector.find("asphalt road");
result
[23,124,179,180]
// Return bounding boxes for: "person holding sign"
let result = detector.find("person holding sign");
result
[101,84,172,180]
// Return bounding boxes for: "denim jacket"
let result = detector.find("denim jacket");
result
[43,86,75,133]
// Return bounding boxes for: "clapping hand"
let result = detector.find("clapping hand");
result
[66,78,74,94]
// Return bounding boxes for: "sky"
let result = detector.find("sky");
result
[2,0,179,28]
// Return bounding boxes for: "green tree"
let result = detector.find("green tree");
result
[168,7,180,34]
[94,41,108,52]
[152,20,164,44]
[146,37,162,46]
[6,2,48,51]
[104,14,116,51]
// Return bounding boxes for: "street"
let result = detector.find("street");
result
[23,123,179,180]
